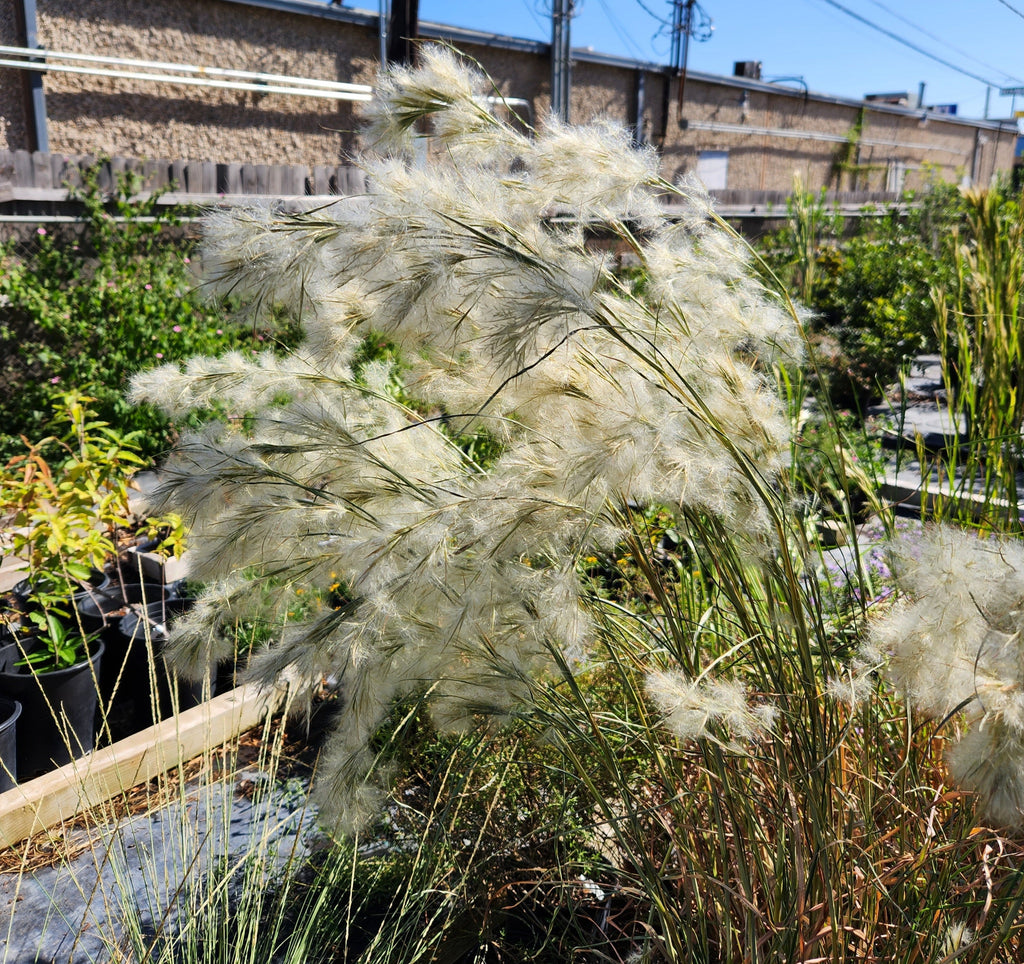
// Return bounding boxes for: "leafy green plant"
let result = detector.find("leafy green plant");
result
[759,176,961,408]
[0,392,182,670]
[0,161,300,462]
[16,606,101,671]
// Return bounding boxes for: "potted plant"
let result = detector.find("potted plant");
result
[0,616,104,779]
[0,393,184,775]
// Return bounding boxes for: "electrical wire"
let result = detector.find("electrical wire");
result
[865,0,1024,86]
[995,0,1024,22]
[634,0,671,25]
[519,0,550,34]
[594,0,648,59]
[816,0,1007,88]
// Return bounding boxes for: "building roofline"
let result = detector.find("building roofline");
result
[219,0,1017,132]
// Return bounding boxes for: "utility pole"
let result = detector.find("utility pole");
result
[551,0,573,123]
[388,0,419,66]
[671,0,696,127]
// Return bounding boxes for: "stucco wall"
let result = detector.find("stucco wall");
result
[0,0,29,151]
[35,0,376,164]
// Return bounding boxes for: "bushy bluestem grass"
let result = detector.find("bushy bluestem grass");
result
[110,47,1024,961]
[130,46,800,836]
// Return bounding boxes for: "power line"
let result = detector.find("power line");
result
[995,0,1024,22]
[634,0,670,25]
[519,0,550,35]
[865,0,1024,86]
[595,0,648,60]
[817,0,1006,89]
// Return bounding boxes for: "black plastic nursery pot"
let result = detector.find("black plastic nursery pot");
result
[0,697,21,793]
[100,596,209,740]
[0,640,104,781]
[74,580,167,636]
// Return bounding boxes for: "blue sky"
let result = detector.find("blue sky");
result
[411,0,1024,120]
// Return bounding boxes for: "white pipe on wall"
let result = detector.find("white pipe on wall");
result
[0,45,373,101]
[684,118,972,157]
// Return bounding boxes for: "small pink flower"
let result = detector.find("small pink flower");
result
[155,352,164,359]
[172,325,181,332]
[49,376,60,384]
[36,227,46,236]
[144,284,152,290]
[257,334,265,341]
[183,257,191,264]
[216,329,223,335]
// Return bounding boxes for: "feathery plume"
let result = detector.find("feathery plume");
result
[132,45,800,834]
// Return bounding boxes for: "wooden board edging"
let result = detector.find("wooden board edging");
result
[0,681,288,850]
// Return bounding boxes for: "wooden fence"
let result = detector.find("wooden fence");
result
[0,149,367,205]
[0,149,909,208]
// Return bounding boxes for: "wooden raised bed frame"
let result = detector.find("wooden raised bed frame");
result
[0,681,288,849]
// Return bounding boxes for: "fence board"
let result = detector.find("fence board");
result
[169,160,187,193]
[285,164,306,195]
[13,150,33,188]
[240,163,258,194]
[142,158,170,191]
[31,152,51,190]
[312,164,332,195]
[338,165,365,194]
[217,162,242,195]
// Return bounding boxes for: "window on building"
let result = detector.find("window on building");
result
[886,159,907,193]
[696,150,729,190]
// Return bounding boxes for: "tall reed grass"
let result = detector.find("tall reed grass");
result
[933,185,1024,526]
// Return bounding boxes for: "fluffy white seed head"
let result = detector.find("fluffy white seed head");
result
[133,46,800,834]
[866,524,1024,827]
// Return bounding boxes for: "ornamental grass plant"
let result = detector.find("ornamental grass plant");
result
[95,48,1024,962]
[933,185,1024,524]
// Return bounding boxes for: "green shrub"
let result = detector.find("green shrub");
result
[759,178,962,408]
[0,164,299,463]
[814,211,951,403]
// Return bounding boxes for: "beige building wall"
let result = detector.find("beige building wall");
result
[34,0,376,164]
[0,0,30,151]
[4,0,1016,191]
[653,74,1011,193]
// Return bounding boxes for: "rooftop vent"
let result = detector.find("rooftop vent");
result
[733,61,762,81]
